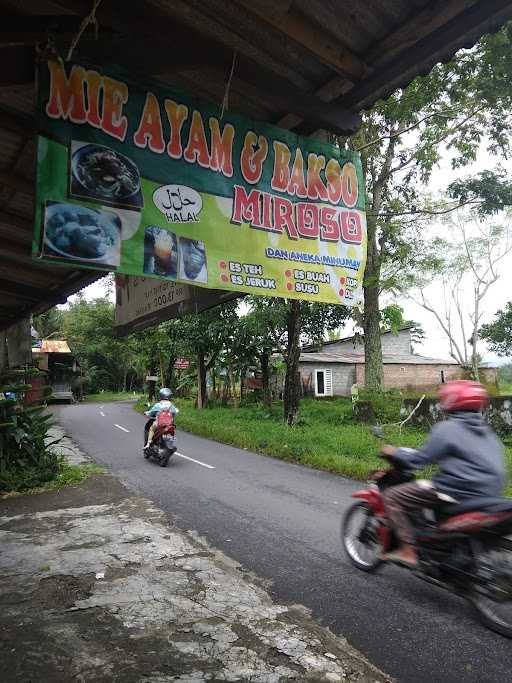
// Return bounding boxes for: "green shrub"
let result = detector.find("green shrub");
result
[0,370,60,492]
[356,389,403,423]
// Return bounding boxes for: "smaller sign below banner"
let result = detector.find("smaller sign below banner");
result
[115,275,240,336]
[174,358,190,370]
[145,375,159,382]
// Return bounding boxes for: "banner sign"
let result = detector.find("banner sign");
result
[34,59,367,305]
[115,275,238,336]
[174,358,190,370]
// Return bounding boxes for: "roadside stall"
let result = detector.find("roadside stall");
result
[32,340,79,403]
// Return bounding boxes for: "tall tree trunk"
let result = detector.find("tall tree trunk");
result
[240,366,247,401]
[0,333,7,372]
[159,352,166,386]
[363,283,384,390]
[197,353,207,408]
[471,290,480,381]
[360,135,397,392]
[362,203,384,390]
[283,300,302,425]
[260,351,271,409]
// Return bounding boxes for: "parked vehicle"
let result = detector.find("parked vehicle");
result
[342,434,512,637]
[143,415,176,467]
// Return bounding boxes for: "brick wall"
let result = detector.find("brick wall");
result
[355,362,456,393]
[354,364,498,392]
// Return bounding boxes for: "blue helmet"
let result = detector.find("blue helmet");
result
[159,387,172,400]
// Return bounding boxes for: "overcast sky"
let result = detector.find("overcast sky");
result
[78,145,512,366]
[394,146,512,365]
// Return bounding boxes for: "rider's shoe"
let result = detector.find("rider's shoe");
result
[382,546,418,568]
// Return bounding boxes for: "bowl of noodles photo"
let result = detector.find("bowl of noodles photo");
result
[70,142,141,206]
[43,202,122,268]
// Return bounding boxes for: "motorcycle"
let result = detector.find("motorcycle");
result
[342,427,512,637]
[143,413,177,467]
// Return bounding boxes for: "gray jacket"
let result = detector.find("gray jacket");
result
[393,412,506,501]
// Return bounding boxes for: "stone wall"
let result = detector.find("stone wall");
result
[402,396,512,436]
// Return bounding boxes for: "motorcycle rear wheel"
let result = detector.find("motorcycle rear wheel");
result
[342,502,383,572]
[470,538,512,638]
[159,454,170,467]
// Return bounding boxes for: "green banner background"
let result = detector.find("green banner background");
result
[34,59,367,305]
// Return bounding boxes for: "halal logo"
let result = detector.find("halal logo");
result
[153,184,202,223]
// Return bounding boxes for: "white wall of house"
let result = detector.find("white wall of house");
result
[299,363,356,397]
[326,329,412,356]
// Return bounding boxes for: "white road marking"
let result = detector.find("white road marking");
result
[100,411,106,417]
[175,452,215,469]
[114,424,130,433]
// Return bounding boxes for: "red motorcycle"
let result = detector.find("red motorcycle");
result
[143,413,177,467]
[342,431,512,637]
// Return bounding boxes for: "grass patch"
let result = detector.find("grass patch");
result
[136,398,423,480]
[84,391,143,403]
[0,460,104,498]
[500,383,512,396]
[134,397,512,493]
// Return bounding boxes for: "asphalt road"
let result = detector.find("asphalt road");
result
[55,401,512,682]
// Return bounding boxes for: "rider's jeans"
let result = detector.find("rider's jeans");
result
[383,480,441,546]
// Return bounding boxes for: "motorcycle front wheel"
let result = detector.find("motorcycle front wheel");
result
[342,502,383,572]
[470,537,512,638]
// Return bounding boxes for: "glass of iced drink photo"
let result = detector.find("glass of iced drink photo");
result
[154,230,175,274]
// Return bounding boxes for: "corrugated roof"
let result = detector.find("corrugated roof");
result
[32,340,72,354]
[299,352,459,365]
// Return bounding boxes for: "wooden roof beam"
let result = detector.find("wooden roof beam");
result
[0,260,65,288]
[0,46,34,87]
[0,278,52,302]
[234,0,368,81]
[0,209,33,232]
[0,238,31,259]
[0,106,34,137]
[343,0,512,111]
[0,170,33,195]
[0,14,116,46]
[366,0,480,65]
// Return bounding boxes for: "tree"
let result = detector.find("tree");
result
[245,298,350,423]
[179,301,239,408]
[341,23,512,389]
[33,308,63,340]
[411,214,512,378]
[132,320,185,389]
[498,362,512,385]
[480,302,512,357]
[62,295,140,392]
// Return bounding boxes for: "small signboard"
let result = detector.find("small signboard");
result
[145,375,159,381]
[174,358,190,370]
[114,275,238,336]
